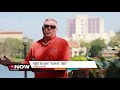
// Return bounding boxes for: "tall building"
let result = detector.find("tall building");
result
[75,15,88,35]
[88,17,104,33]
[66,15,115,44]
[66,18,75,38]
[67,15,104,38]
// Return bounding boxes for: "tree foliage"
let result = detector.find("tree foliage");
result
[3,38,23,57]
[80,40,91,48]
[0,38,33,59]
[71,55,87,61]
[89,38,107,57]
[108,32,120,48]
[26,38,33,54]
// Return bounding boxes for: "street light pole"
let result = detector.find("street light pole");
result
[23,37,28,78]
[23,43,27,78]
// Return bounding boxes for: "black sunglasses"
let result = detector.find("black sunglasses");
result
[44,25,56,29]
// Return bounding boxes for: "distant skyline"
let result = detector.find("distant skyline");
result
[0,12,120,41]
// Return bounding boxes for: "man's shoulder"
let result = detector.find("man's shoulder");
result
[56,37,69,45]
[56,37,68,42]
[36,39,43,43]
[31,39,43,46]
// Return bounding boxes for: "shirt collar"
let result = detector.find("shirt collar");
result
[49,36,56,44]
[41,36,56,46]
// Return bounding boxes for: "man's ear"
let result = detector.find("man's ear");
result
[42,27,44,31]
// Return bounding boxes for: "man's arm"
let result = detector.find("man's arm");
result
[59,41,71,61]
[0,55,23,66]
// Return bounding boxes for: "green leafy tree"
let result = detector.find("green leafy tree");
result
[3,38,33,59]
[26,38,34,54]
[80,40,91,48]
[89,38,107,57]
[4,38,23,57]
[108,32,120,48]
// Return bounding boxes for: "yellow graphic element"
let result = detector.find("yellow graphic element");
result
[54,68,66,70]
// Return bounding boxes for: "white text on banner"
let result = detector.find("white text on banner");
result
[29,61,97,68]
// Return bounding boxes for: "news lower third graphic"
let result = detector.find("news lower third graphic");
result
[7,61,97,71]
[29,61,97,68]
[8,64,32,71]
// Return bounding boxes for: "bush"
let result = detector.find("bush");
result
[71,55,87,61]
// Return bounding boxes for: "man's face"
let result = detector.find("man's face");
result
[42,20,57,38]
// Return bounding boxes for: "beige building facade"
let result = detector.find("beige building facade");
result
[0,32,23,40]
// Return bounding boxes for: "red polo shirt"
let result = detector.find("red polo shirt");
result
[23,37,70,78]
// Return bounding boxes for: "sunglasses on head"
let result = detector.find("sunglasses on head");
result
[44,24,56,29]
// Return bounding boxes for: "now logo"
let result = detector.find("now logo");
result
[15,65,31,69]
[8,64,31,71]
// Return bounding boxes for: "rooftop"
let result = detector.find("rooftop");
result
[0,32,23,34]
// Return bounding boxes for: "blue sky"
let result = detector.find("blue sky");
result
[0,12,120,41]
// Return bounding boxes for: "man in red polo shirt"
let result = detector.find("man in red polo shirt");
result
[0,18,70,78]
